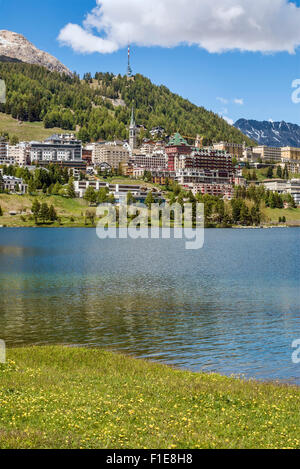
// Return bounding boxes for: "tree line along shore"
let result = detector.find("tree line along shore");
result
[1,164,300,228]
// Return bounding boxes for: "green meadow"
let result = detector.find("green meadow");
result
[0,346,299,449]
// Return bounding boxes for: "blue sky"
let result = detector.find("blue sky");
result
[1,0,300,125]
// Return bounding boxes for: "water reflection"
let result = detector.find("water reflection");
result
[0,228,299,384]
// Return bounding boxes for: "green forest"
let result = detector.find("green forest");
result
[0,62,254,145]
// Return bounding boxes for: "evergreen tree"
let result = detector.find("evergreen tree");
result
[240,203,251,226]
[40,203,49,223]
[97,187,109,204]
[49,205,57,222]
[145,191,155,209]
[107,194,116,204]
[28,180,36,195]
[276,166,283,179]
[67,178,76,199]
[251,205,261,226]
[9,135,19,145]
[31,199,40,223]
[52,182,62,195]
[127,191,135,205]
[266,166,274,179]
[84,186,97,205]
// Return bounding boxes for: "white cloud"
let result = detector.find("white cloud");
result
[223,116,234,125]
[217,97,229,104]
[221,107,229,116]
[58,0,300,54]
[234,98,244,105]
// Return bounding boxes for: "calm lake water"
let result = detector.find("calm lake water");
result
[0,227,299,384]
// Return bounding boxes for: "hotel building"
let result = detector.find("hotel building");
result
[281,147,300,173]
[30,134,83,169]
[252,146,282,162]
[92,143,129,169]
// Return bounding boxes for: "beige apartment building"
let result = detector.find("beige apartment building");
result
[281,147,300,173]
[7,144,30,166]
[213,142,245,159]
[92,143,129,169]
[252,145,282,162]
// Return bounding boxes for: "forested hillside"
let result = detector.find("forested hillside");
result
[0,62,253,145]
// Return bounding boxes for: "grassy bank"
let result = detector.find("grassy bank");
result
[0,112,68,142]
[0,346,299,449]
[262,206,300,224]
[0,193,89,227]
[1,193,300,228]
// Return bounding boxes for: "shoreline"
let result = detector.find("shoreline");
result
[1,224,299,229]
[5,343,300,388]
[1,345,300,449]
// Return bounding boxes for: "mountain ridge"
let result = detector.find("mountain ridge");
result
[235,118,300,147]
[0,30,72,76]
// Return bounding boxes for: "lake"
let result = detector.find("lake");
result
[0,227,299,385]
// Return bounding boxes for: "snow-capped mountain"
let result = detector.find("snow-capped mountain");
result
[0,30,72,76]
[235,119,300,147]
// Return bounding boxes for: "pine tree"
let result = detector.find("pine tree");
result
[127,191,135,205]
[97,187,109,204]
[145,191,155,209]
[276,166,283,179]
[40,203,49,223]
[84,186,97,205]
[67,178,76,199]
[266,167,274,179]
[31,199,40,223]
[28,180,36,195]
[49,205,57,222]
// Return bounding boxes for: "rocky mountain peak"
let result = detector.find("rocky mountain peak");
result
[0,30,72,76]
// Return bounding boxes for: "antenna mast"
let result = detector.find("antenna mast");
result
[127,45,132,78]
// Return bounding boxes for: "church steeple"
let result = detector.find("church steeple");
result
[130,106,135,127]
[129,105,137,151]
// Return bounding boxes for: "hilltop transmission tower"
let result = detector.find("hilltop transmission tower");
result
[127,45,132,78]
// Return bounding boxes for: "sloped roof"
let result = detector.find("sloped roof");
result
[167,133,189,147]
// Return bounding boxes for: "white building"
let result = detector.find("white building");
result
[74,180,164,203]
[263,179,288,194]
[263,178,300,205]
[0,175,28,194]
[287,179,300,205]
[30,134,82,164]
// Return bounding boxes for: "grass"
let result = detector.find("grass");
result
[1,192,300,228]
[0,346,299,449]
[246,168,299,183]
[0,113,68,142]
[262,207,300,225]
[98,175,162,190]
[0,193,90,227]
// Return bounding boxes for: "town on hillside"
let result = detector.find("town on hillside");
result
[0,106,300,225]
